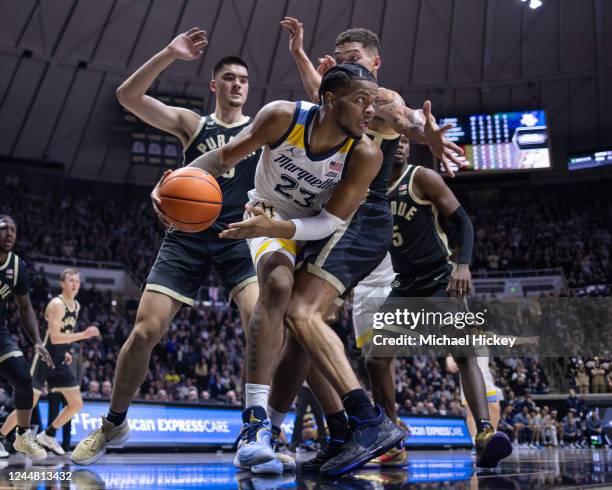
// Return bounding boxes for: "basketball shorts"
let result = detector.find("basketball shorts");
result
[31,355,79,393]
[298,200,392,295]
[352,253,394,348]
[0,330,23,365]
[388,260,453,298]
[460,356,503,405]
[146,227,257,307]
[244,204,299,269]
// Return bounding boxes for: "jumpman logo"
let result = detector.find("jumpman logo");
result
[286,146,296,157]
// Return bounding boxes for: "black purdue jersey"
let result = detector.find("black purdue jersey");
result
[44,296,80,362]
[365,129,400,201]
[0,252,29,332]
[182,114,260,231]
[387,165,451,275]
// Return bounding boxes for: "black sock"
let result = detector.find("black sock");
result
[107,409,127,427]
[325,410,348,443]
[45,426,57,437]
[342,389,377,420]
[476,418,493,433]
[242,405,267,424]
[16,426,28,436]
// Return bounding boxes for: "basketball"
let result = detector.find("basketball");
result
[158,167,222,232]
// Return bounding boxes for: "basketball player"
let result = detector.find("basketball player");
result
[0,215,53,459]
[447,355,503,444]
[72,28,260,465]
[260,22,464,476]
[178,64,406,476]
[1,268,100,456]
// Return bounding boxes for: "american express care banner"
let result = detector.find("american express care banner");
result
[36,400,471,448]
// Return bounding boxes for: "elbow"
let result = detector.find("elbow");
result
[309,90,320,105]
[115,84,134,106]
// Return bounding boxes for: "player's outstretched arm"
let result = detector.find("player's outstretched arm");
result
[116,28,207,147]
[280,17,323,103]
[45,299,100,345]
[186,101,295,177]
[415,168,474,296]
[219,139,383,241]
[14,294,54,368]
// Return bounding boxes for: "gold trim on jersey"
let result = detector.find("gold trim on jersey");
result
[387,165,412,194]
[0,252,12,271]
[183,116,206,151]
[407,166,432,205]
[210,113,250,129]
[313,210,356,270]
[59,295,78,314]
[286,123,306,149]
[0,350,23,365]
[13,256,19,287]
[144,284,195,307]
[228,276,258,304]
[365,128,400,140]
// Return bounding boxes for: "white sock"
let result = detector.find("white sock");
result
[245,383,270,411]
[267,406,288,428]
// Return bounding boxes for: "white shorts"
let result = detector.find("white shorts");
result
[245,205,298,269]
[352,253,394,348]
[460,356,503,405]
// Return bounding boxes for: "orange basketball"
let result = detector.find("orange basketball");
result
[158,167,222,232]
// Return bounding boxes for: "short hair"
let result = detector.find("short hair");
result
[0,214,15,226]
[212,56,249,77]
[60,268,80,282]
[318,63,376,101]
[335,28,381,53]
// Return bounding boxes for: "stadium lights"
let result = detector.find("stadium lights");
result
[520,0,543,9]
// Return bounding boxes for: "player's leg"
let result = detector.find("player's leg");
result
[284,269,405,477]
[0,356,46,459]
[365,356,396,420]
[36,386,82,455]
[236,236,296,475]
[232,282,258,337]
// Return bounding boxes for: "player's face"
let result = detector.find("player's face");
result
[61,273,81,296]
[333,80,378,138]
[395,136,410,162]
[0,218,16,254]
[212,64,249,108]
[334,42,380,74]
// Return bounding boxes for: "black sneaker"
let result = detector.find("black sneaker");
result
[299,438,345,473]
[320,406,406,478]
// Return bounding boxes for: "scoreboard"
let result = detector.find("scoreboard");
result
[568,149,612,171]
[437,110,551,173]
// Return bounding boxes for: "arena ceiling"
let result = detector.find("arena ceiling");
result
[1,0,611,184]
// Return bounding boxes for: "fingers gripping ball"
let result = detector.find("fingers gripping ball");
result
[158,167,222,232]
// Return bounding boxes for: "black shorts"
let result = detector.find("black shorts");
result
[298,200,392,295]
[389,260,453,298]
[145,228,257,306]
[0,330,23,365]
[31,356,78,393]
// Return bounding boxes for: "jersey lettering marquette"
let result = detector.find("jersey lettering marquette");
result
[246,101,358,265]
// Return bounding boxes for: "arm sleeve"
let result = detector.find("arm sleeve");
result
[447,206,474,265]
[14,259,29,296]
[290,208,345,241]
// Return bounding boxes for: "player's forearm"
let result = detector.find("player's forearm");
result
[50,332,88,345]
[116,48,176,103]
[188,148,232,178]
[291,49,322,104]
[18,306,42,345]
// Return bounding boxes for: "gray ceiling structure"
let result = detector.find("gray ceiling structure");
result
[1,0,611,185]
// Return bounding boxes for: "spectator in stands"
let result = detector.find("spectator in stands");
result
[590,360,606,394]
[512,407,531,446]
[542,406,558,447]
[585,410,605,447]
[565,389,586,417]
[85,380,101,399]
[575,365,590,394]
[562,410,581,447]
[101,381,112,399]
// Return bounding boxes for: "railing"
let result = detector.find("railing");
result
[31,255,124,270]
[472,267,564,279]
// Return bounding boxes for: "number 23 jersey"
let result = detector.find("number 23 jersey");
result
[248,101,358,218]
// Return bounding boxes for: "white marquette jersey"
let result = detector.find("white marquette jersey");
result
[248,101,358,218]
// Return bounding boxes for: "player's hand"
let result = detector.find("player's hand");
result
[219,205,282,240]
[166,28,208,61]
[63,352,73,366]
[35,343,55,369]
[316,55,336,75]
[422,100,467,178]
[280,17,304,54]
[151,170,172,228]
[85,326,101,339]
[446,263,471,298]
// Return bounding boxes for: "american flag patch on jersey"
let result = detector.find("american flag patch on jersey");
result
[399,184,408,192]
[5,269,13,280]
[328,161,343,172]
